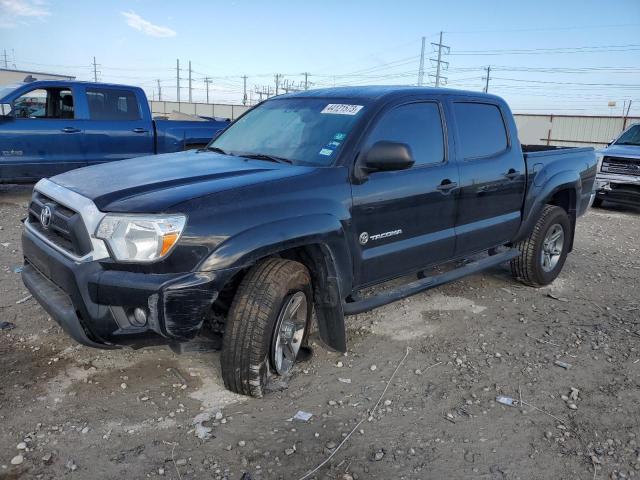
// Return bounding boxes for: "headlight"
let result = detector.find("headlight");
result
[95,214,186,263]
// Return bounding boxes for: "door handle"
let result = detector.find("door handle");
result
[504,168,520,180]
[437,179,458,193]
[132,128,148,133]
[61,127,80,133]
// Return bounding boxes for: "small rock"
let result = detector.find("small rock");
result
[11,454,24,465]
[336,361,344,368]
[65,459,78,471]
[325,441,337,450]
[175,459,187,466]
[215,411,224,420]
[383,399,392,406]
[545,431,553,439]
[284,446,296,456]
[374,450,385,461]
[568,403,578,410]
[81,426,90,434]
[42,453,53,464]
[120,383,127,389]
[16,442,27,450]
[370,365,377,371]
[158,467,165,475]
[238,440,246,447]
[328,400,337,406]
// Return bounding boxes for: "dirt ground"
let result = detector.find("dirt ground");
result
[1,183,639,480]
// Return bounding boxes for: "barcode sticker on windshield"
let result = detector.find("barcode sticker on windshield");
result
[321,104,364,115]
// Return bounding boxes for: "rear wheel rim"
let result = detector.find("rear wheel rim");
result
[271,291,307,376]
[541,223,564,272]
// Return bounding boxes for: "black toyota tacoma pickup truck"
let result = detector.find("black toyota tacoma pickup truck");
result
[21,86,597,397]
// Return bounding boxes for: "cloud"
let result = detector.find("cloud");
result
[0,0,50,28]
[121,11,176,38]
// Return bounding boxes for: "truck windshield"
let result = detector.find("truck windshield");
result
[615,125,640,146]
[209,98,367,166]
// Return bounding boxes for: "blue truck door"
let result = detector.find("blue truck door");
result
[0,85,84,181]
[451,100,526,255]
[350,100,459,286]
[80,86,153,165]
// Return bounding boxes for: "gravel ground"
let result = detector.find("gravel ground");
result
[1,184,639,480]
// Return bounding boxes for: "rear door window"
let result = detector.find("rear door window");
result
[453,102,508,159]
[86,88,140,120]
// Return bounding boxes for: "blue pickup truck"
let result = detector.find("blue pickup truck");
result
[0,80,230,182]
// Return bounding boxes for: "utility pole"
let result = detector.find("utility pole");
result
[176,59,181,102]
[242,75,248,105]
[157,79,162,101]
[430,31,450,87]
[2,49,8,69]
[92,56,99,82]
[188,61,192,103]
[418,36,426,86]
[274,74,282,96]
[302,72,310,90]
[482,66,491,93]
[204,77,212,103]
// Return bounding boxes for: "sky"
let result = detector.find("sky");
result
[1,0,639,115]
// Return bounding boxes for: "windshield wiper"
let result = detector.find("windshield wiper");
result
[239,152,293,164]
[203,145,230,155]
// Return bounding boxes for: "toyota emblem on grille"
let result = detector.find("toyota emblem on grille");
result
[40,205,52,229]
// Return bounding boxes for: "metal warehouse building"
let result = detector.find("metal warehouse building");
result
[0,68,75,86]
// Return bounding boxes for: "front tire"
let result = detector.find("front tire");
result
[592,197,604,208]
[510,205,571,287]
[221,258,312,397]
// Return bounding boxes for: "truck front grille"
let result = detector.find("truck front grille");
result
[601,156,640,176]
[28,192,93,257]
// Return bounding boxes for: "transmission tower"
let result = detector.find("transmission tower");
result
[429,31,450,87]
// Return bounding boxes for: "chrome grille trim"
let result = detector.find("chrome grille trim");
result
[29,178,110,262]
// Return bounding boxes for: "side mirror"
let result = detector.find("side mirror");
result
[0,103,11,117]
[363,141,415,172]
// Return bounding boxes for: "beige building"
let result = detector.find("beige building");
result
[0,68,75,86]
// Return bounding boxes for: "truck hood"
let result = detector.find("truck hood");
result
[51,150,315,212]
[600,144,640,159]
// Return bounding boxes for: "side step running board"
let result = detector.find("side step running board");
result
[343,249,520,315]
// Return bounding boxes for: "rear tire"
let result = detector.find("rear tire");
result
[592,197,604,208]
[510,205,571,287]
[221,258,312,397]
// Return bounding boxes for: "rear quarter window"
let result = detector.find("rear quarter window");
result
[454,102,508,159]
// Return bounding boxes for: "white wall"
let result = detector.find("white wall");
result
[514,114,639,148]
[149,100,251,121]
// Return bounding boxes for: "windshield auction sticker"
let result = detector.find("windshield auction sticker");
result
[321,104,364,115]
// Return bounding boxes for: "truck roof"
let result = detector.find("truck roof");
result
[8,79,141,90]
[280,85,504,102]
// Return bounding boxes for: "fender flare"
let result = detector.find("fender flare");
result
[199,214,353,352]
[514,169,581,243]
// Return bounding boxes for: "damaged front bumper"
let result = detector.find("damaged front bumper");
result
[21,227,226,349]
[595,174,640,207]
